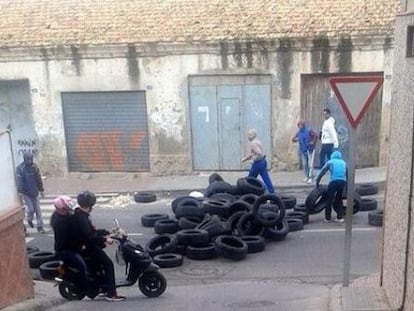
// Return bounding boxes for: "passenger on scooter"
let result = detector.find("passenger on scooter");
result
[72,190,126,302]
[50,195,88,293]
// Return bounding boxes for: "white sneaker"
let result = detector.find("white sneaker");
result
[324,218,332,223]
[335,218,344,223]
[302,177,308,182]
[307,178,312,184]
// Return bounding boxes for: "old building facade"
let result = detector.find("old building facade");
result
[0,0,399,176]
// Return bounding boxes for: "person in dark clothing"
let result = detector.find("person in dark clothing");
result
[16,152,45,233]
[50,195,87,292]
[315,151,347,223]
[71,191,125,302]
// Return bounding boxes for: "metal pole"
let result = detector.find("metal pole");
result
[343,126,356,287]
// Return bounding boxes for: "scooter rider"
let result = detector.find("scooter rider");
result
[72,190,126,302]
[50,195,88,293]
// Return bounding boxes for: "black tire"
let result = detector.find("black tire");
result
[239,193,259,206]
[175,198,205,219]
[236,177,265,195]
[227,211,248,236]
[39,260,60,280]
[253,194,286,227]
[237,212,264,236]
[141,213,169,227]
[336,193,362,215]
[58,281,85,301]
[215,235,248,261]
[153,253,183,268]
[145,234,178,257]
[229,200,251,215]
[176,229,210,246]
[287,211,309,225]
[262,219,289,241]
[293,203,308,214]
[134,192,157,203]
[280,195,297,210]
[154,219,180,234]
[356,183,379,196]
[178,216,202,229]
[139,271,167,298]
[368,210,383,227]
[186,243,217,260]
[203,199,231,218]
[26,246,39,254]
[209,173,224,184]
[305,187,329,214]
[196,214,230,237]
[240,235,265,253]
[205,181,234,197]
[287,218,304,231]
[210,193,236,203]
[171,196,194,214]
[359,198,378,212]
[28,251,56,269]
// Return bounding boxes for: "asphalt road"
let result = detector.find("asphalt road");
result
[26,190,383,310]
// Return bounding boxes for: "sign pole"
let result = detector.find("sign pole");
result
[343,126,356,287]
[329,75,383,288]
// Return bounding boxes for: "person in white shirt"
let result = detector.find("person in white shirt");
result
[319,108,339,168]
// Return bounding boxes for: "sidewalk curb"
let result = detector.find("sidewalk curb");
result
[330,284,343,311]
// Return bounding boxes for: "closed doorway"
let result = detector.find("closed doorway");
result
[61,91,150,172]
[189,75,272,171]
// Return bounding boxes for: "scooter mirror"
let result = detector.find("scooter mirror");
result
[113,218,120,228]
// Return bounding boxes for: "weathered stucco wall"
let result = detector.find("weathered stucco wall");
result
[381,12,414,310]
[0,131,34,309]
[0,38,394,175]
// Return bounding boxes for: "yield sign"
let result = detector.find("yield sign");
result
[329,76,384,128]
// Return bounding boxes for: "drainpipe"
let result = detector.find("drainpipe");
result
[397,104,414,310]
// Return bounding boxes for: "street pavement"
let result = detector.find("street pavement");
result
[5,167,392,311]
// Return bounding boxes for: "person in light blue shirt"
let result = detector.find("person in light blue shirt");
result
[315,150,347,223]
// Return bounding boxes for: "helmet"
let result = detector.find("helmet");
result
[77,191,97,208]
[53,195,74,215]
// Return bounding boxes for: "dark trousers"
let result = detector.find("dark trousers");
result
[87,248,116,296]
[319,143,334,168]
[249,158,275,193]
[325,179,346,220]
[58,251,88,291]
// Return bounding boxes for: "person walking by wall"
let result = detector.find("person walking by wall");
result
[241,129,275,193]
[315,150,347,223]
[292,120,317,184]
[319,108,339,168]
[16,152,46,233]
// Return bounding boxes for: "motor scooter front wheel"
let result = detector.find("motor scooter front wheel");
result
[58,281,86,301]
[138,271,167,297]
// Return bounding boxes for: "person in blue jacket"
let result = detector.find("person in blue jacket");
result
[315,150,347,223]
[292,120,316,183]
[16,152,46,233]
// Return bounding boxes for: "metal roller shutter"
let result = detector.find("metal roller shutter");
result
[62,91,150,172]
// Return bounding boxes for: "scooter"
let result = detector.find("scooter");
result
[55,219,167,300]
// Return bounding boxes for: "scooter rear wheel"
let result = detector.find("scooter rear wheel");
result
[58,281,86,301]
[138,271,167,297]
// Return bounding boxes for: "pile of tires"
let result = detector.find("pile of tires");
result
[139,174,306,267]
[27,248,60,281]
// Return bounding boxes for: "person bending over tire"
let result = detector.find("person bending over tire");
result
[242,129,275,194]
[315,151,347,223]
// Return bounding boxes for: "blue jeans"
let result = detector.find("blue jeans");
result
[319,143,334,168]
[248,158,275,193]
[301,151,311,178]
[23,194,43,228]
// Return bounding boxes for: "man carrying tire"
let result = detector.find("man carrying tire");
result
[241,129,275,194]
[315,151,347,223]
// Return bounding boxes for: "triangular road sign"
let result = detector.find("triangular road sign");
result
[329,76,384,128]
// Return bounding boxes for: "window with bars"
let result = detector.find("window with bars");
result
[407,26,414,57]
